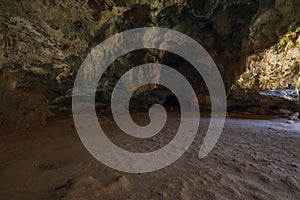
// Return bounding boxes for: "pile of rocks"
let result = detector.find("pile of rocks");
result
[279,109,300,124]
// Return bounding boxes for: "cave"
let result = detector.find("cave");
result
[0,0,299,199]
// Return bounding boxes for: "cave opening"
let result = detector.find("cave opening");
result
[0,0,299,199]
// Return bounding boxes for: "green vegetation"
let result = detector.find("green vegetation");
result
[273,27,300,53]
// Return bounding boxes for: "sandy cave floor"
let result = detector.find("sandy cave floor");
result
[0,113,299,200]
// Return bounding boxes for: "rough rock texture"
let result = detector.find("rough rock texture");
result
[238,28,300,91]
[0,68,51,130]
[0,0,300,127]
[249,0,300,52]
[230,27,300,115]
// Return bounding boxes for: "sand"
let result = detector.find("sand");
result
[0,113,299,200]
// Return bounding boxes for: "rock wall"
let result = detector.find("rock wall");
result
[0,0,299,127]
[238,28,300,91]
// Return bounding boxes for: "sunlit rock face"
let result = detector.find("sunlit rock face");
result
[229,27,300,114]
[0,0,299,127]
[237,28,300,91]
[259,89,299,101]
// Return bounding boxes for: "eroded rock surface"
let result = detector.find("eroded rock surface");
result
[0,0,299,128]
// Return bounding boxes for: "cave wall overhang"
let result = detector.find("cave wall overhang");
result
[0,0,299,126]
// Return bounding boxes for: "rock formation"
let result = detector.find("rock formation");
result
[0,0,300,128]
